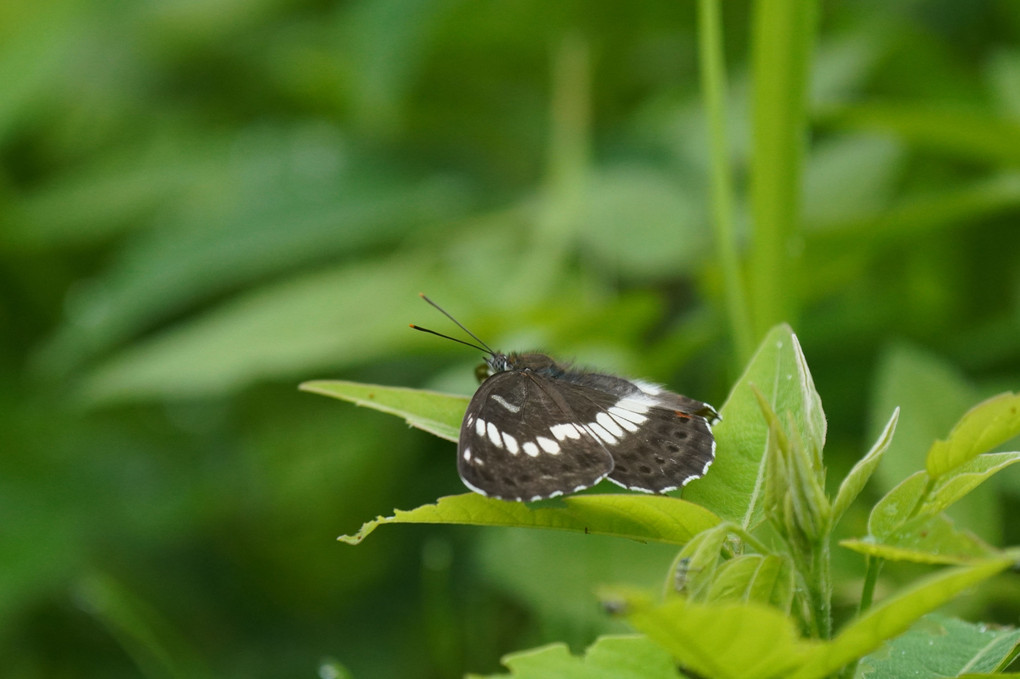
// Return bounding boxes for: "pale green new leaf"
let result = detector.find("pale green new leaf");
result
[666,522,732,599]
[706,554,794,612]
[831,408,899,525]
[300,380,466,442]
[614,591,815,679]
[927,392,1020,478]
[922,451,1020,517]
[790,559,1012,679]
[339,493,722,545]
[485,635,681,679]
[869,452,1020,540]
[841,513,997,565]
[685,325,826,531]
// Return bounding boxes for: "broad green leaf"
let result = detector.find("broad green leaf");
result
[706,555,794,612]
[927,392,1020,478]
[831,408,899,525]
[339,493,722,545]
[790,559,1012,679]
[841,513,997,565]
[857,614,1020,678]
[612,589,816,679]
[685,325,826,531]
[485,635,682,679]
[870,453,1020,540]
[300,380,466,442]
[79,259,433,403]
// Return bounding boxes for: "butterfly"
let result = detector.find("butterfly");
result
[412,295,719,502]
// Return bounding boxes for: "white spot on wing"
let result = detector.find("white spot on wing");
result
[475,418,486,437]
[616,397,652,415]
[536,436,560,454]
[550,423,582,441]
[596,412,624,437]
[609,405,646,425]
[487,421,503,448]
[502,432,519,455]
[490,393,521,413]
[586,422,618,445]
[463,447,472,461]
[522,441,540,457]
[607,408,640,432]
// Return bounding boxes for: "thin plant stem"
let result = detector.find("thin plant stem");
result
[697,0,754,366]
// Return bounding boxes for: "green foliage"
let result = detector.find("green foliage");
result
[5,0,1020,677]
[318,323,1020,677]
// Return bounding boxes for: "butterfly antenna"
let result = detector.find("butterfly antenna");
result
[414,293,496,355]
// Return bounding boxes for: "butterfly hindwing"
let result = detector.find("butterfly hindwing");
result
[457,370,614,501]
[545,374,718,494]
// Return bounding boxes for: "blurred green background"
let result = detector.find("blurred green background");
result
[3,1,1020,677]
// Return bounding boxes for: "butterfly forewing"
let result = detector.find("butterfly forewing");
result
[457,370,614,501]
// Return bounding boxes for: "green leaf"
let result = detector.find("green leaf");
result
[666,522,732,599]
[488,635,682,679]
[612,590,816,679]
[706,554,794,612]
[927,392,1020,478]
[869,453,1020,540]
[339,493,722,545]
[831,408,898,525]
[857,614,1020,678]
[921,451,1020,517]
[299,380,466,442]
[841,513,998,565]
[78,259,433,403]
[685,325,826,531]
[789,559,1012,679]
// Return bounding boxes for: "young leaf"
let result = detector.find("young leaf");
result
[666,522,732,599]
[611,589,816,679]
[789,558,1012,679]
[856,614,1020,678]
[841,513,998,565]
[685,325,826,531]
[869,452,1020,540]
[921,451,1020,517]
[706,554,795,612]
[926,392,1020,479]
[339,493,721,545]
[299,380,466,442]
[831,408,899,525]
[488,635,682,679]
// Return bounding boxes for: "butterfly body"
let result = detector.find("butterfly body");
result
[458,351,719,502]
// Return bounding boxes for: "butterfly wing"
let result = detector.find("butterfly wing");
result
[457,370,614,501]
[549,374,718,494]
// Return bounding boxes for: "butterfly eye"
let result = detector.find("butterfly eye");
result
[474,363,490,383]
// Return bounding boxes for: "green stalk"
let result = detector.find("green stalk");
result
[840,556,884,679]
[697,0,754,366]
[747,0,818,337]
